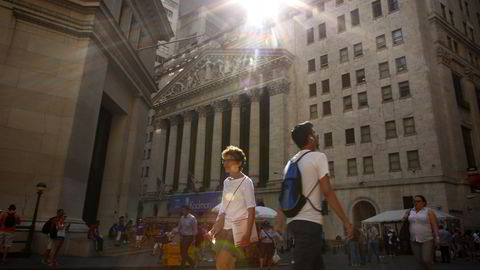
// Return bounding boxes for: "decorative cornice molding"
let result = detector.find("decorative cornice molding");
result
[266,78,290,96]
[181,110,195,121]
[228,95,242,108]
[195,106,210,117]
[212,100,229,113]
[168,115,180,126]
[248,88,263,102]
[153,118,168,130]
[436,47,452,67]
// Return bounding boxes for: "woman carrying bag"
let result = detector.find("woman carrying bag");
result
[408,195,439,270]
[208,146,257,270]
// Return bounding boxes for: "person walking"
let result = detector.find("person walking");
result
[348,226,361,267]
[367,224,380,263]
[274,121,353,270]
[177,205,198,270]
[114,216,127,246]
[0,204,21,264]
[48,212,70,267]
[438,225,452,263]
[88,220,103,252]
[408,195,439,270]
[208,145,256,270]
[134,218,147,248]
[259,222,282,270]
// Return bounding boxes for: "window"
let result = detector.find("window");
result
[465,2,470,17]
[320,54,329,68]
[336,0,344,5]
[363,156,374,174]
[463,22,467,35]
[321,79,330,94]
[462,126,476,168]
[470,28,475,42]
[345,128,355,144]
[372,0,382,18]
[342,73,351,88]
[145,166,150,177]
[310,104,318,119]
[308,59,316,72]
[478,13,480,27]
[340,47,349,63]
[403,117,416,136]
[395,56,407,73]
[376,34,386,49]
[309,83,317,97]
[388,0,399,12]
[392,28,404,45]
[328,161,335,176]
[307,27,314,44]
[360,125,371,143]
[337,15,346,33]
[453,41,458,53]
[148,131,153,142]
[317,1,325,12]
[447,36,452,49]
[347,158,358,176]
[379,62,390,79]
[441,4,446,18]
[147,149,151,159]
[407,150,420,170]
[343,95,353,111]
[318,23,327,39]
[381,85,393,102]
[452,72,467,107]
[351,9,360,26]
[458,0,463,11]
[449,10,455,26]
[353,43,363,57]
[356,69,366,84]
[399,81,411,98]
[388,153,401,171]
[385,120,398,139]
[323,101,332,116]
[324,132,333,148]
[358,92,368,108]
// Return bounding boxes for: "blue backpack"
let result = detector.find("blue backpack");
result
[279,151,323,218]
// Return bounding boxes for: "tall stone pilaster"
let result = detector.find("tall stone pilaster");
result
[268,80,290,186]
[229,95,241,147]
[248,89,262,185]
[178,111,194,191]
[165,116,179,190]
[211,101,228,190]
[194,106,208,188]
[153,118,168,188]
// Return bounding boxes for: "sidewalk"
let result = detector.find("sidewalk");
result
[0,251,478,270]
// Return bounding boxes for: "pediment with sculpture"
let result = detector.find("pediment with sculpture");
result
[153,48,294,106]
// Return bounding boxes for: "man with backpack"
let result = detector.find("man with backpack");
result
[275,121,353,270]
[41,209,64,264]
[0,204,21,264]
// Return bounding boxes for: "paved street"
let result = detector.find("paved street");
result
[0,251,478,270]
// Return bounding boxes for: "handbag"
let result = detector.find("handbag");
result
[272,249,281,264]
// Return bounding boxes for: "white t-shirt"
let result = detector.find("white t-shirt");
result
[285,150,329,225]
[260,228,283,243]
[219,175,256,230]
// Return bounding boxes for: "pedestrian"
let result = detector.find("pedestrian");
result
[208,145,257,270]
[438,225,452,263]
[258,222,282,270]
[114,216,127,246]
[134,218,147,248]
[41,209,64,264]
[408,195,439,270]
[358,227,368,265]
[348,226,361,267]
[152,228,166,257]
[274,121,353,270]
[88,220,103,252]
[385,228,397,256]
[367,224,380,263]
[0,204,21,264]
[177,205,197,270]
[48,212,70,267]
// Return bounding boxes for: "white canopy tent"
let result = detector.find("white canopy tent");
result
[362,208,460,224]
[211,203,277,219]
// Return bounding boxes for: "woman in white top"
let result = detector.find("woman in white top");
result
[208,146,256,270]
[408,195,439,270]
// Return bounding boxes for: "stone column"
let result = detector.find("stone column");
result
[178,111,194,192]
[194,106,208,188]
[229,95,241,147]
[211,100,228,190]
[153,118,169,189]
[164,116,179,191]
[268,80,290,186]
[248,89,262,185]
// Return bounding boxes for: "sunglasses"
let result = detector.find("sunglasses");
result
[415,200,424,203]
[222,159,238,163]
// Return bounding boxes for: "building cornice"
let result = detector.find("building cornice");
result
[429,14,480,54]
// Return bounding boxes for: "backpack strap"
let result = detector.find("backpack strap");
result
[291,150,312,164]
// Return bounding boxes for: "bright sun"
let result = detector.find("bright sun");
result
[237,0,282,26]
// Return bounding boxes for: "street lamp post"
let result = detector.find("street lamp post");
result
[25,182,47,255]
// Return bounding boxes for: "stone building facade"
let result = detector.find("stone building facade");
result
[0,0,172,255]
[147,0,480,239]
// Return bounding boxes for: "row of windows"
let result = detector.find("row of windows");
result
[141,166,150,177]
[144,149,152,160]
[145,131,153,143]
[440,3,476,43]
[306,0,400,44]
[329,149,420,177]
[318,118,416,150]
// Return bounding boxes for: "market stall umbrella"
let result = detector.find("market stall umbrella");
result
[362,208,459,224]
[211,204,277,219]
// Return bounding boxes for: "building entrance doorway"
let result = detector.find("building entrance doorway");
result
[352,200,376,225]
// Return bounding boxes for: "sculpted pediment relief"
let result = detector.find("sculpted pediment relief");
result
[154,49,294,106]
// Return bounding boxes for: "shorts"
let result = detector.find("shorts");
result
[259,242,275,259]
[213,229,243,258]
[0,232,14,248]
[136,235,144,241]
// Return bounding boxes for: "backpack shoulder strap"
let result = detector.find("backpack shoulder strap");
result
[291,150,312,164]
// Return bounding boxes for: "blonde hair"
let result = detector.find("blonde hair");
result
[221,145,247,170]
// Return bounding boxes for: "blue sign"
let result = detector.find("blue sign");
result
[168,192,222,214]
